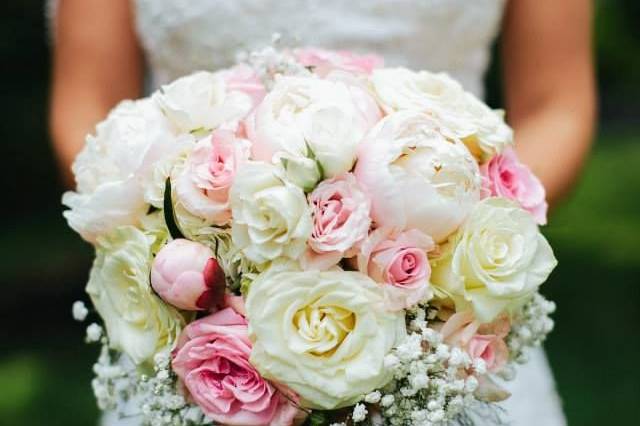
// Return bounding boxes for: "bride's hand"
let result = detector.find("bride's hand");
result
[502,0,596,208]
[50,0,143,187]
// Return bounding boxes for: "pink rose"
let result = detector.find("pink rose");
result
[294,48,384,77]
[441,311,510,373]
[467,334,509,373]
[222,64,267,109]
[357,228,435,310]
[151,239,225,311]
[175,129,251,224]
[172,307,299,426]
[481,147,548,225]
[304,174,371,269]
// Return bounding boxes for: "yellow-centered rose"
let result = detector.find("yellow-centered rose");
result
[431,197,557,322]
[245,269,406,409]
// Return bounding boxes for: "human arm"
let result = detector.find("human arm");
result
[49,0,143,187]
[501,0,596,207]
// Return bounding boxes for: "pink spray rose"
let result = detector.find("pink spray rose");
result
[151,239,225,311]
[304,173,371,269]
[172,307,299,426]
[175,129,251,225]
[294,47,384,77]
[481,147,548,225]
[357,228,435,311]
[441,311,510,373]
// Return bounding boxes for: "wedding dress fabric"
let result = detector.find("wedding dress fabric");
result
[49,0,566,424]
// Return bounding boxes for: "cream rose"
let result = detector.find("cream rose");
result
[63,99,191,243]
[431,197,557,322]
[86,226,185,365]
[230,162,312,264]
[245,269,406,409]
[370,68,513,160]
[354,111,481,243]
[247,76,381,189]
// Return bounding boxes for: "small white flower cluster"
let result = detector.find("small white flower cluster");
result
[86,323,103,343]
[505,293,556,365]
[72,300,89,321]
[236,43,311,89]
[91,343,137,412]
[91,342,208,426]
[137,352,207,426]
[366,307,482,426]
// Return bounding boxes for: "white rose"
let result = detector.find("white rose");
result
[141,136,194,209]
[354,111,481,243]
[153,71,254,133]
[247,76,381,189]
[86,226,185,364]
[230,162,312,264]
[370,68,513,160]
[63,99,190,243]
[431,197,557,322]
[246,269,406,409]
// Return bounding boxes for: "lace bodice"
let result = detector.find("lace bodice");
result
[134,0,507,97]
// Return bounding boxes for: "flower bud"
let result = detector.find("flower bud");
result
[151,239,225,310]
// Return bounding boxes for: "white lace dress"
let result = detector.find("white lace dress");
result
[50,0,566,424]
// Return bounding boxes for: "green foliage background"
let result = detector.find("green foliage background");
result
[0,1,638,425]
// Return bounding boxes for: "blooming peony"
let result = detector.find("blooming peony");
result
[174,130,251,225]
[86,226,185,364]
[481,147,548,225]
[370,68,513,160]
[151,239,225,311]
[431,197,557,322]
[63,99,190,243]
[354,111,481,243]
[247,76,381,190]
[245,268,406,409]
[154,67,264,133]
[230,162,312,264]
[172,307,299,426]
[357,228,435,311]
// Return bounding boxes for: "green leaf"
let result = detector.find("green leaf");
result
[305,141,325,181]
[305,411,329,426]
[163,178,185,240]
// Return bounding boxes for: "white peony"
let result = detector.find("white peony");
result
[370,68,513,160]
[63,99,190,243]
[354,111,481,243]
[229,162,312,264]
[153,71,255,133]
[245,268,406,409]
[247,76,381,189]
[431,197,558,322]
[86,226,185,365]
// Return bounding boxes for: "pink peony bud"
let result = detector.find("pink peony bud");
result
[151,239,225,311]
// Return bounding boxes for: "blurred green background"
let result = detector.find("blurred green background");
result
[1,1,638,425]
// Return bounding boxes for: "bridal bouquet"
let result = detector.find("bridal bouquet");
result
[65,47,557,426]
